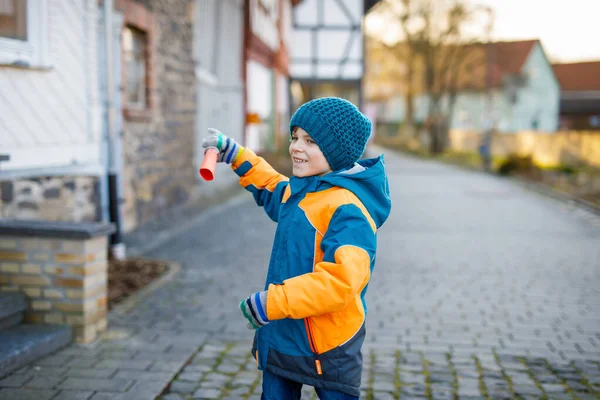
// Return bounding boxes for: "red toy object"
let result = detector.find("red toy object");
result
[199,147,219,181]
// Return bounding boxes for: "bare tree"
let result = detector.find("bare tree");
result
[371,0,493,153]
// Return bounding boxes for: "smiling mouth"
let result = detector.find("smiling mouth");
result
[293,157,307,163]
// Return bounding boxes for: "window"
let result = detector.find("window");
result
[0,0,49,67]
[120,0,155,120]
[123,26,147,109]
[0,0,27,40]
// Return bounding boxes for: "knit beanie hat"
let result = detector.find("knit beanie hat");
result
[289,97,372,171]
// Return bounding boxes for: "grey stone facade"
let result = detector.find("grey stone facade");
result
[121,0,198,232]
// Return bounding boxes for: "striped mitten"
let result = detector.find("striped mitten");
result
[202,128,244,164]
[240,291,269,330]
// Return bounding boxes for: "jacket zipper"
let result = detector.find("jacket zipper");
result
[304,317,322,375]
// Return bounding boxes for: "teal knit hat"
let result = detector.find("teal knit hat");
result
[289,97,372,171]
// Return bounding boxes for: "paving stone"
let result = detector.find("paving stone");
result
[168,380,198,393]
[0,374,32,387]
[148,360,187,372]
[51,390,95,400]
[158,394,184,400]
[216,363,240,374]
[565,380,589,391]
[572,392,598,400]
[537,374,562,383]
[192,387,222,399]
[0,388,58,400]
[93,360,153,370]
[457,383,482,397]
[24,374,66,389]
[65,359,98,369]
[400,384,427,396]
[400,372,425,385]
[58,377,133,392]
[372,392,396,400]
[182,364,213,374]
[512,384,543,395]
[372,381,395,391]
[175,371,205,382]
[542,394,574,400]
[541,383,568,393]
[63,368,117,379]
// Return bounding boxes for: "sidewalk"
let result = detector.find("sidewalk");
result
[1,147,599,400]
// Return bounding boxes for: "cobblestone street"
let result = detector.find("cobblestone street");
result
[1,149,599,399]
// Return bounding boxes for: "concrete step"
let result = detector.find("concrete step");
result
[0,293,27,331]
[0,324,72,379]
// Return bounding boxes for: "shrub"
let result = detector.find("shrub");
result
[497,154,538,176]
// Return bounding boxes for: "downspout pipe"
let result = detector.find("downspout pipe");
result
[103,0,126,259]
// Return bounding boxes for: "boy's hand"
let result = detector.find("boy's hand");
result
[239,291,269,330]
[202,128,244,164]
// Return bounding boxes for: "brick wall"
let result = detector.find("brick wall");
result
[120,0,198,232]
[0,235,108,343]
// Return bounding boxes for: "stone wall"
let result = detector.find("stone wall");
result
[0,177,101,222]
[120,0,198,232]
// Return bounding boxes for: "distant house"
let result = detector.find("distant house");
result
[552,61,600,130]
[367,39,561,133]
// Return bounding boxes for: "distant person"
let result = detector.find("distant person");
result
[201,97,392,399]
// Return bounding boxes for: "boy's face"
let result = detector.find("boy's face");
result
[289,127,332,177]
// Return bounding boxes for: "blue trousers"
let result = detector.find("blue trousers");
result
[261,368,360,400]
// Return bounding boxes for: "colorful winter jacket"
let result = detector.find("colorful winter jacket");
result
[231,148,392,396]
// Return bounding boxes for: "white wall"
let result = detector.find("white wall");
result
[246,60,273,152]
[194,0,245,186]
[510,43,560,132]
[0,0,102,175]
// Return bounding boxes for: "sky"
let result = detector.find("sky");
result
[365,0,600,63]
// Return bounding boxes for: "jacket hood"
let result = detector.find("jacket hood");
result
[321,155,392,228]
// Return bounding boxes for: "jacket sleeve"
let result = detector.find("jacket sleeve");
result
[231,148,290,222]
[266,203,377,320]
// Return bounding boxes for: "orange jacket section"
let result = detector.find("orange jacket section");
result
[266,187,376,353]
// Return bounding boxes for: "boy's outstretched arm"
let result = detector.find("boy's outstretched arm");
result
[231,148,289,222]
[202,128,289,222]
[265,204,376,320]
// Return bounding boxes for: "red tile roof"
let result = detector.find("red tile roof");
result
[453,39,539,90]
[489,40,538,86]
[552,61,600,91]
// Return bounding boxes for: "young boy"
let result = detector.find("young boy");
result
[202,97,391,399]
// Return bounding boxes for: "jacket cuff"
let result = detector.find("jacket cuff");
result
[231,147,256,169]
[266,283,287,321]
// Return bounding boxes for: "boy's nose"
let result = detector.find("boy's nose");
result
[291,143,304,152]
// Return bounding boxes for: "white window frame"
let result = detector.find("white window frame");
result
[0,0,50,68]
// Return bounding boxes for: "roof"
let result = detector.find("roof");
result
[552,61,600,91]
[451,39,539,91]
[488,40,538,86]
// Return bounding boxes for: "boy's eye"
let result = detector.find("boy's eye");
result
[307,139,315,144]
[290,136,297,141]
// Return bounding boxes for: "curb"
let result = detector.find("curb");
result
[507,177,600,218]
[109,261,181,317]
